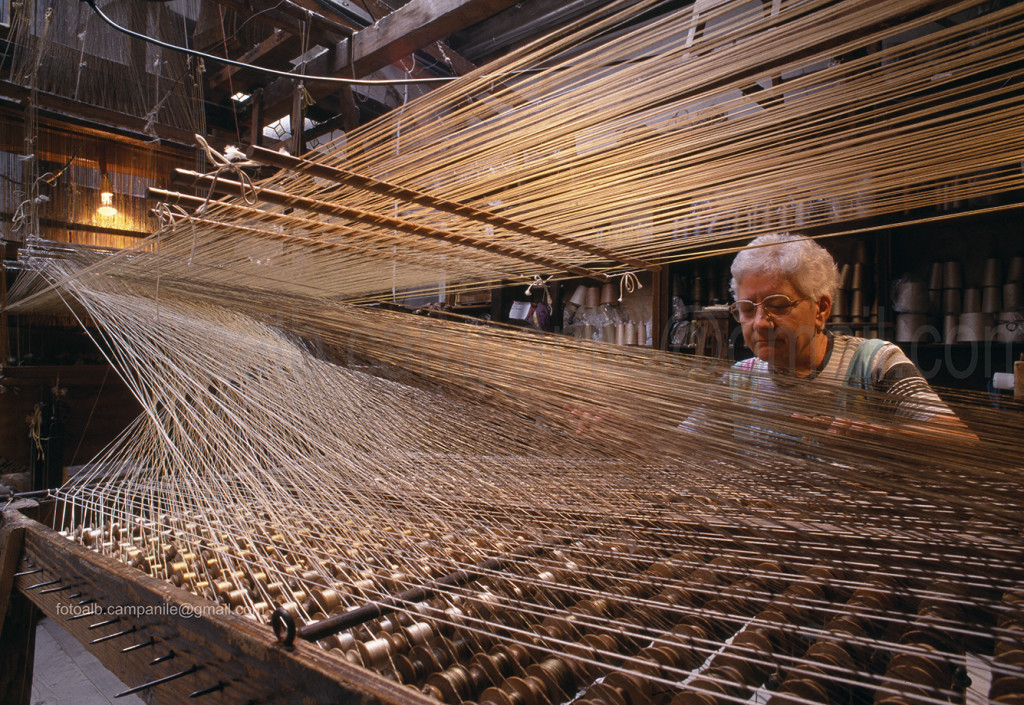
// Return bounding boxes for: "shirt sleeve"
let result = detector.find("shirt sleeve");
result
[870,343,954,422]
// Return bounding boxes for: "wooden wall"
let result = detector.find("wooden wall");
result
[0,365,140,478]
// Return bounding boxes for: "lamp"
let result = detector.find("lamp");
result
[97,173,117,217]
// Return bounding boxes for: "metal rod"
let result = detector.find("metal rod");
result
[39,583,74,594]
[167,170,610,282]
[188,682,226,698]
[115,665,200,698]
[295,535,568,643]
[5,489,56,500]
[91,627,137,644]
[150,651,176,666]
[247,145,660,272]
[67,608,104,621]
[25,579,60,590]
[122,637,157,653]
[12,568,42,577]
[88,617,120,630]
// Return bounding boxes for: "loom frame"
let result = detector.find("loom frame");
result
[0,505,435,705]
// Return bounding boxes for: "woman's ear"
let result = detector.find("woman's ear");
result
[815,294,832,330]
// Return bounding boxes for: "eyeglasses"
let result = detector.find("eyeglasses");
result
[729,294,809,322]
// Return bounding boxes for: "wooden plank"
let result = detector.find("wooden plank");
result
[248,145,658,271]
[0,81,200,150]
[350,0,519,75]
[0,592,37,705]
[208,30,299,93]
[0,512,34,705]
[0,521,27,635]
[1,248,8,366]
[11,510,437,705]
[259,0,516,121]
[652,265,671,350]
[360,0,478,74]
[171,169,611,281]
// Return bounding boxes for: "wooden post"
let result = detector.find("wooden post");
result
[1,243,9,365]
[291,82,306,156]
[652,266,671,350]
[249,87,265,148]
[0,520,33,705]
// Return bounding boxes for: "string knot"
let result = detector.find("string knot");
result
[618,271,642,302]
[195,134,260,208]
[525,275,552,296]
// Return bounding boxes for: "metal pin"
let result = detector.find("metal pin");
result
[13,568,43,577]
[91,626,137,645]
[77,597,96,606]
[188,682,225,698]
[88,617,120,630]
[39,584,74,594]
[115,665,200,698]
[26,579,61,590]
[122,637,156,653]
[150,651,176,665]
[67,608,104,621]
[68,592,83,599]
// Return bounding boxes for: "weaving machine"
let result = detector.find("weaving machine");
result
[3,0,1024,703]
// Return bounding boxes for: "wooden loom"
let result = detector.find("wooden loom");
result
[4,0,1024,703]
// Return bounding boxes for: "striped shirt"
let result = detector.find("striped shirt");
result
[723,332,950,423]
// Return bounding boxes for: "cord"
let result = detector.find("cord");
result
[80,0,458,87]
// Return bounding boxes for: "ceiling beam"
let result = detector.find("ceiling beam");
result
[257,0,520,124]
[349,0,520,73]
[359,0,478,75]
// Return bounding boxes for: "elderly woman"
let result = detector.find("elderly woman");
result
[724,233,969,437]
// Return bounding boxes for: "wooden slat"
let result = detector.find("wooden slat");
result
[170,169,611,281]
[258,0,519,121]
[0,520,27,635]
[248,145,658,271]
[9,510,436,705]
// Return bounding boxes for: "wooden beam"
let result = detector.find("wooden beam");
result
[9,510,439,705]
[0,81,200,151]
[169,169,609,281]
[147,188,454,260]
[1,247,8,365]
[0,213,152,240]
[0,521,26,637]
[207,30,299,94]
[248,145,659,270]
[349,0,520,75]
[258,0,518,121]
[203,0,354,46]
[249,87,266,147]
[290,83,306,155]
[0,515,33,705]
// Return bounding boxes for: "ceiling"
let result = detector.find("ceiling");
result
[0,0,638,154]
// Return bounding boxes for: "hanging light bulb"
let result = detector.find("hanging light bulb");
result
[97,173,117,217]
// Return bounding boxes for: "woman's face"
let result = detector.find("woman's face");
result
[734,272,831,373]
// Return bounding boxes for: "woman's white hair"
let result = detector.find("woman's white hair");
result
[730,233,840,301]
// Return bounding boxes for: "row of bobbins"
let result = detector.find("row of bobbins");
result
[765,574,900,705]
[77,514,511,630]
[662,565,843,705]
[991,589,1024,703]
[897,257,1024,343]
[872,580,972,705]
[570,554,802,705]
[391,546,716,704]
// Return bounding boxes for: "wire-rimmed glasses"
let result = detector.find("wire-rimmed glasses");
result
[729,294,809,322]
